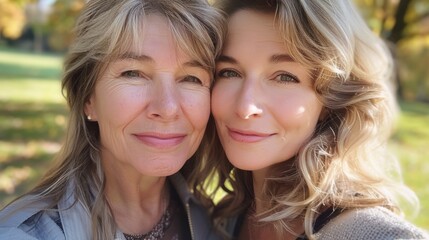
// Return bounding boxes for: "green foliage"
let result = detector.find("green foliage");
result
[354,0,429,40]
[354,0,429,101]
[0,49,428,231]
[46,0,85,51]
[397,44,429,101]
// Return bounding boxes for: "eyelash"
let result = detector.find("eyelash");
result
[272,72,300,84]
[120,70,144,79]
[182,75,204,85]
[216,69,299,84]
[216,69,240,79]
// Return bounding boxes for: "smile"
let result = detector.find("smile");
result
[133,132,187,148]
[227,127,275,143]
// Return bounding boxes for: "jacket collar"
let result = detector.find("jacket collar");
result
[0,173,220,240]
[169,172,197,206]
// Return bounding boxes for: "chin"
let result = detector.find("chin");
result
[229,160,264,171]
[139,160,185,177]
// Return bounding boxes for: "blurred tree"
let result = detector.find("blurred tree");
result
[46,0,84,51]
[354,0,429,100]
[26,1,48,52]
[0,0,26,40]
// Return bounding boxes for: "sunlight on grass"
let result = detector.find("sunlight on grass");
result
[0,78,64,103]
[0,140,61,163]
[0,48,66,208]
[390,101,429,228]
[0,50,62,70]
[0,166,33,194]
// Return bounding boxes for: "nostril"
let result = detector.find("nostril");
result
[238,104,263,120]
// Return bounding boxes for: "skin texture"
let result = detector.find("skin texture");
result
[84,14,211,234]
[213,10,323,174]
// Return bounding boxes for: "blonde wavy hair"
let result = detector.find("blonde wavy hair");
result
[205,0,419,238]
[6,0,224,239]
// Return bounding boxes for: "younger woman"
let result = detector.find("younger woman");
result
[206,0,429,239]
[0,0,224,239]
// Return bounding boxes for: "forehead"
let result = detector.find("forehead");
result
[129,14,175,53]
[225,10,285,54]
[115,14,192,64]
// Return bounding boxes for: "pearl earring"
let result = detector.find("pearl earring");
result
[87,115,92,120]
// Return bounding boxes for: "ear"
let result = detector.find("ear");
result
[84,96,98,121]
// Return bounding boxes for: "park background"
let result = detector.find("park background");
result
[0,0,428,231]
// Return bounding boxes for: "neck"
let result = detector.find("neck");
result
[248,168,305,240]
[103,157,170,234]
[252,168,268,214]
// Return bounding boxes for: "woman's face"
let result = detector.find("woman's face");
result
[85,14,211,176]
[212,10,323,172]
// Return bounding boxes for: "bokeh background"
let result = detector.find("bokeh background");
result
[0,0,428,230]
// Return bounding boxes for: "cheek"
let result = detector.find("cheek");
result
[95,83,148,125]
[182,90,211,129]
[276,93,322,130]
[211,82,233,119]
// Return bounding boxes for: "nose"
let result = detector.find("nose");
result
[148,80,180,120]
[235,82,263,119]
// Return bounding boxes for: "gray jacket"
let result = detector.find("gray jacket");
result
[0,173,220,240]
[221,206,428,240]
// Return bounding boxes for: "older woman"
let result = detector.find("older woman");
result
[0,0,224,239]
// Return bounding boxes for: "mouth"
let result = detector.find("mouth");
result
[133,132,187,148]
[227,127,275,143]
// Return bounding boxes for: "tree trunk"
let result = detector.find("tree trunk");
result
[33,26,43,53]
[386,0,412,100]
[387,0,411,44]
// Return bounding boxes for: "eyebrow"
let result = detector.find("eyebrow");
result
[270,54,295,63]
[118,52,154,62]
[217,54,295,65]
[184,60,209,71]
[216,55,238,64]
[117,53,208,70]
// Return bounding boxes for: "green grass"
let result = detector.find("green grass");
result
[0,49,67,205]
[0,48,428,231]
[390,101,429,229]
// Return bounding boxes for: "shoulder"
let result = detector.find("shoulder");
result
[0,185,90,240]
[0,207,64,240]
[316,207,429,240]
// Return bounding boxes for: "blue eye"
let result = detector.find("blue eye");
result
[183,75,203,85]
[274,73,299,83]
[121,70,141,78]
[217,69,240,78]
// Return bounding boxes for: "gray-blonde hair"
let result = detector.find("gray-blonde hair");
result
[207,0,418,238]
[11,0,225,239]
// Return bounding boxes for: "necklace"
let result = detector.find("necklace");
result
[123,207,171,240]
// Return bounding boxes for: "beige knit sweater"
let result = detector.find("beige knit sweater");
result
[314,207,428,240]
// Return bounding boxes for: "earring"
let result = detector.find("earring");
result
[87,115,92,120]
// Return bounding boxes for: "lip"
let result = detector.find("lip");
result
[133,132,187,148]
[227,127,274,143]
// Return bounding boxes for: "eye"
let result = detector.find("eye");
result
[273,72,299,84]
[217,69,240,79]
[183,75,203,85]
[120,70,142,78]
